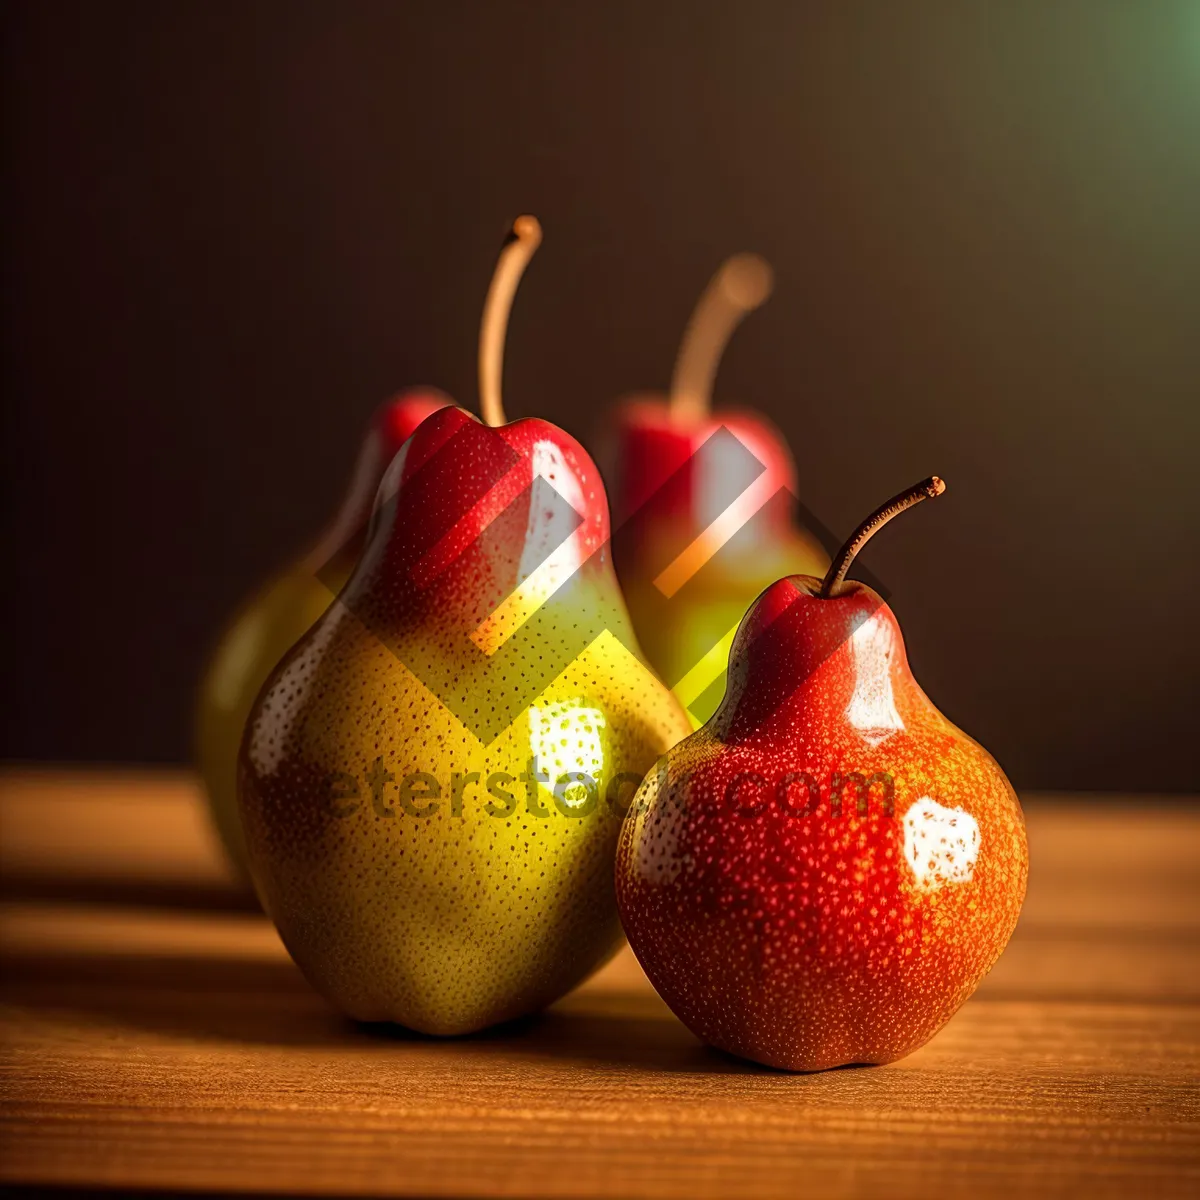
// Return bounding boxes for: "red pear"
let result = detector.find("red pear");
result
[615,478,1028,1071]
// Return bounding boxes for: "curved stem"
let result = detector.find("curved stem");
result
[819,476,946,598]
[478,215,542,427]
[669,253,773,421]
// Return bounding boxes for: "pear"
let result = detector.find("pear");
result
[195,391,451,878]
[238,218,692,1034]
[616,478,1028,1071]
[604,255,827,727]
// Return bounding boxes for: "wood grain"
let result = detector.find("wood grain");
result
[1,770,1197,1198]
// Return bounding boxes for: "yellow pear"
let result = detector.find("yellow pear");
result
[237,218,692,1033]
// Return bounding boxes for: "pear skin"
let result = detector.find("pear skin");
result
[196,563,350,876]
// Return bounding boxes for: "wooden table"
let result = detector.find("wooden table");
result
[1,770,1197,1198]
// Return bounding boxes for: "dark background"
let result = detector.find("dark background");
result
[4,1,1198,790]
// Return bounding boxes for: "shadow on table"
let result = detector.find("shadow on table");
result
[0,945,773,1074]
[0,870,259,913]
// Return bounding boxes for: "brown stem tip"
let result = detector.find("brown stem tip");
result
[819,476,945,598]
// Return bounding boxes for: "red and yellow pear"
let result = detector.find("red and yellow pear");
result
[238,218,692,1035]
[604,255,827,726]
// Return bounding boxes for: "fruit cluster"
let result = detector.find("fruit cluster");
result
[196,217,1027,1071]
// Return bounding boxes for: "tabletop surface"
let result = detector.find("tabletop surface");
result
[0,769,1197,1198]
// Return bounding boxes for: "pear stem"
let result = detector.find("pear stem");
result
[669,253,774,421]
[478,215,542,428]
[819,476,946,598]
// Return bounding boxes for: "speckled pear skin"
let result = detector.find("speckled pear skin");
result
[238,407,692,1036]
[196,564,351,878]
[195,392,451,879]
[615,575,1027,1071]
